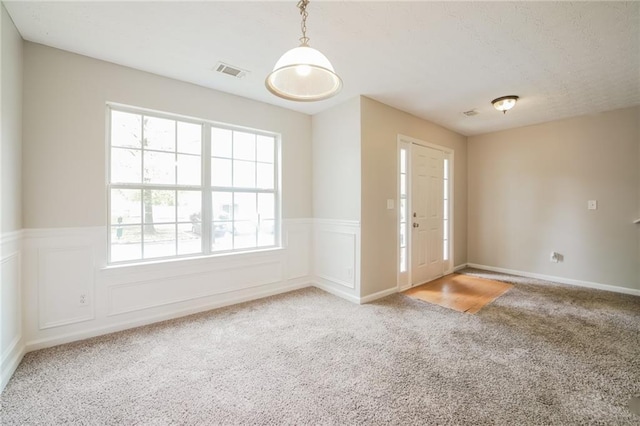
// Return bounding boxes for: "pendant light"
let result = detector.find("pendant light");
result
[266,0,342,102]
[491,96,519,114]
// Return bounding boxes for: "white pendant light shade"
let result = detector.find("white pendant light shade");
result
[266,45,342,102]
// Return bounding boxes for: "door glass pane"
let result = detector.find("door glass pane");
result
[177,122,201,154]
[144,151,175,184]
[111,189,141,224]
[400,149,406,173]
[444,158,449,179]
[142,190,175,223]
[211,158,232,187]
[400,224,406,248]
[111,225,141,262]
[111,148,141,184]
[111,111,141,148]
[443,221,449,240]
[177,154,201,185]
[400,174,406,196]
[443,179,448,200]
[178,223,201,255]
[233,131,255,161]
[443,199,449,220]
[144,116,175,152]
[400,247,406,273]
[258,219,275,247]
[257,135,274,163]
[143,224,176,258]
[233,160,256,188]
[443,240,449,261]
[400,198,406,223]
[211,127,232,158]
[258,193,275,219]
[212,192,232,221]
[211,222,233,251]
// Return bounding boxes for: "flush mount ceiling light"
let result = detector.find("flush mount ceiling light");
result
[265,0,342,102]
[491,95,519,114]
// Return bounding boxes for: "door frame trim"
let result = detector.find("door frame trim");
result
[397,135,455,290]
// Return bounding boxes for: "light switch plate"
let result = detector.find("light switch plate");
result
[387,199,394,210]
[588,200,597,210]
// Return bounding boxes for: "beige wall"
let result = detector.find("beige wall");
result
[311,96,361,221]
[468,106,640,291]
[22,42,312,228]
[1,4,22,233]
[360,97,468,296]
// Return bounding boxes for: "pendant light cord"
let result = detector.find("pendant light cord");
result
[298,0,310,46]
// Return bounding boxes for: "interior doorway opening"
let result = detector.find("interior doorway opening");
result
[397,135,453,290]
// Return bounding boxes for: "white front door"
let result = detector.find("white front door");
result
[411,144,444,286]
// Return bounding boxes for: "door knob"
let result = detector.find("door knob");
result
[413,223,419,228]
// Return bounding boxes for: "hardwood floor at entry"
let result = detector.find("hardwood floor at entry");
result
[404,273,513,314]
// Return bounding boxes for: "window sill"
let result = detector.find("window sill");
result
[100,246,285,274]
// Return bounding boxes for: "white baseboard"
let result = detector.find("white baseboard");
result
[453,263,468,272]
[359,287,398,304]
[313,282,400,304]
[466,263,640,297]
[312,281,360,304]
[25,280,311,353]
[1,341,25,393]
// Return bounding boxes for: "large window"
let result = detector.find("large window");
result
[108,106,279,264]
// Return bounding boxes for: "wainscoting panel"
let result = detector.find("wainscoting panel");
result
[1,253,21,361]
[284,220,311,280]
[313,220,361,299]
[20,220,313,352]
[1,231,24,392]
[108,259,284,316]
[38,246,95,329]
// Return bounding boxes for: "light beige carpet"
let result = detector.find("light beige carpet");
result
[1,268,639,425]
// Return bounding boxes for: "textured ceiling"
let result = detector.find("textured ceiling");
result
[5,1,640,136]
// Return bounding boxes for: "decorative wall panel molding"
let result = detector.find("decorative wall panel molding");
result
[38,246,95,329]
[284,220,311,280]
[313,220,360,297]
[1,233,24,392]
[107,259,284,316]
[20,219,313,351]
[1,252,22,361]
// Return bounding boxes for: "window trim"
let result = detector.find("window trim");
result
[106,103,281,265]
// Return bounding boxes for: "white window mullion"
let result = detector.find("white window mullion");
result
[140,190,145,260]
[274,135,282,247]
[174,122,179,255]
[231,192,236,250]
[140,118,146,260]
[230,131,236,250]
[202,124,212,254]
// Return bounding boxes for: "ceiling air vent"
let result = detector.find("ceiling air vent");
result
[463,109,479,117]
[214,62,247,79]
